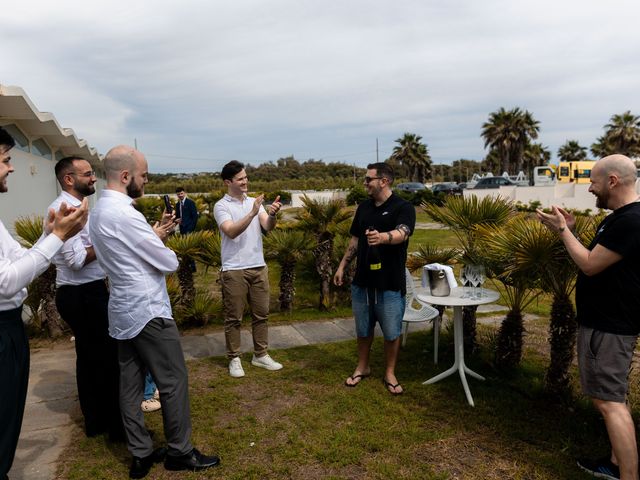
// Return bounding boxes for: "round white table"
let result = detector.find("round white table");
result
[416,286,500,407]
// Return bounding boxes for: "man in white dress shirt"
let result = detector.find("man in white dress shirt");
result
[89,145,219,479]
[0,127,88,480]
[48,156,124,441]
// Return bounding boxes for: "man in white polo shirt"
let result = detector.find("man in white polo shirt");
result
[213,160,283,378]
[48,156,124,441]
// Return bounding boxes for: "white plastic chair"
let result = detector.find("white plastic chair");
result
[402,268,441,364]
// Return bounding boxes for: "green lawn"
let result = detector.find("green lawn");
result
[57,321,611,479]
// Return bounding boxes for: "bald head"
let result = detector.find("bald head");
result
[104,145,141,181]
[595,154,637,187]
[103,145,149,198]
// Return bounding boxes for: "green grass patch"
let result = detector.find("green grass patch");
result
[57,325,612,479]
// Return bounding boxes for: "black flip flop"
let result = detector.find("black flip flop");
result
[344,373,370,387]
[382,377,404,395]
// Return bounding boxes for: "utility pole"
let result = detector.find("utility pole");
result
[376,138,379,162]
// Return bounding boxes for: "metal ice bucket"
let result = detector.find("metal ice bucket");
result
[428,269,450,297]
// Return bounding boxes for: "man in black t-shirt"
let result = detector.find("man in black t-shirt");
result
[537,154,640,480]
[334,162,415,395]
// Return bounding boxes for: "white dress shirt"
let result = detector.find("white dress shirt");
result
[213,194,266,271]
[0,220,63,311]
[48,191,105,286]
[89,189,178,340]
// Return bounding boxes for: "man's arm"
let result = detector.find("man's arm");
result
[334,236,358,286]
[125,211,179,274]
[217,195,265,239]
[258,195,281,232]
[537,206,622,276]
[0,223,64,298]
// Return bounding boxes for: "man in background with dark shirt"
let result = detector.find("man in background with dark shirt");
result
[538,154,640,480]
[334,162,415,395]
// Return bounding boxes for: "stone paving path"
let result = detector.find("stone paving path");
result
[10,303,508,480]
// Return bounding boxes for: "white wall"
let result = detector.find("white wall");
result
[290,190,347,208]
[0,149,104,236]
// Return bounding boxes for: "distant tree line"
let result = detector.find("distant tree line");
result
[147,110,640,192]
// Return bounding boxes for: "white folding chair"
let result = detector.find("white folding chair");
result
[402,268,441,364]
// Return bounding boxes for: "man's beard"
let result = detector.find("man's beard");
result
[595,191,609,209]
[126,181,144,199]
[75,183,95,197]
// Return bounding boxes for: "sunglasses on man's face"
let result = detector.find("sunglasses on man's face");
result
[364,176,384,184]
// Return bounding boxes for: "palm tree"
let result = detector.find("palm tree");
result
[405,244,459,273]
[14,215,66,338]
[591,111,640,158]
[481,107,540,174]
[166,230,213,306]
[263,229,313,311]
[475,215,545,368]
[422,196,514,352]
[557,140,588,163]
[388,133,432,182]
[295,196,352,311]
[522,142,551,178]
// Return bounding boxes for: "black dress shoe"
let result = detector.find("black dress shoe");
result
[129,447,167,479]
[164,448,220,471]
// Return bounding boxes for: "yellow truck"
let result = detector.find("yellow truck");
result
[556,161,596,184]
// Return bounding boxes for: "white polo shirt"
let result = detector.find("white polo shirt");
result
[213,194,266,271]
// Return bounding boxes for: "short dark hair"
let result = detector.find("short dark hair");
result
[367,162,394,183]
[0,127,16,150]
[176,187,185,193]
[221,160,245,181]
[55,156,86,184]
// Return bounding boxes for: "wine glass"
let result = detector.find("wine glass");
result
[475,265,486,298]
[459,265,471,298]
[467,266,479,299]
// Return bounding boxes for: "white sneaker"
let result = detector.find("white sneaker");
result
[141,398,161,412]
[229,357,245,378]
[251,354,283,371]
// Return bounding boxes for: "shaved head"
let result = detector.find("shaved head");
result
[104,145,140,181]
[595,154,637,187]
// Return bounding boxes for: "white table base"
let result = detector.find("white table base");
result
[423,305,484,406]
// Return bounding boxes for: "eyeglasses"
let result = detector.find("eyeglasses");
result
[68,171,96,178]
[364,176,383,184]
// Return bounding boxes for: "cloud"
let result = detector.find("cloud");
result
[2,0,639,172]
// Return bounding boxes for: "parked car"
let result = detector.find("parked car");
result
[432,182,463,195]
[395,182,427,193]
[473,177,517,189]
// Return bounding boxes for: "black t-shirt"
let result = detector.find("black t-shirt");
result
[576,202,640,335]
[350,193,416,294]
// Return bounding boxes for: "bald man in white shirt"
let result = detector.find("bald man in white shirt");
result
[0,127,88,480]
[90,145,219,479]
[48,156,124,441]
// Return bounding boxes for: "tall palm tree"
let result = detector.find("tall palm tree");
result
[14,215,66,338]
[166,230,213,306]
[475,215,544,368]
[481,107,540,174]
[263,229,313,311]
[422,196,514,352]
[591,111,640,158]
[557,140,588,162]
[295,196,352,311]
[388,133,432,182]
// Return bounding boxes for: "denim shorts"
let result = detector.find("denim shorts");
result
[351,285,405,341]
[577,325,638,402]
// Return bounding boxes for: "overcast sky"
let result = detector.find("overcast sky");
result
[4,0,640,173]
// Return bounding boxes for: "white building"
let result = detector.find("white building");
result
[0,84,103,232]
